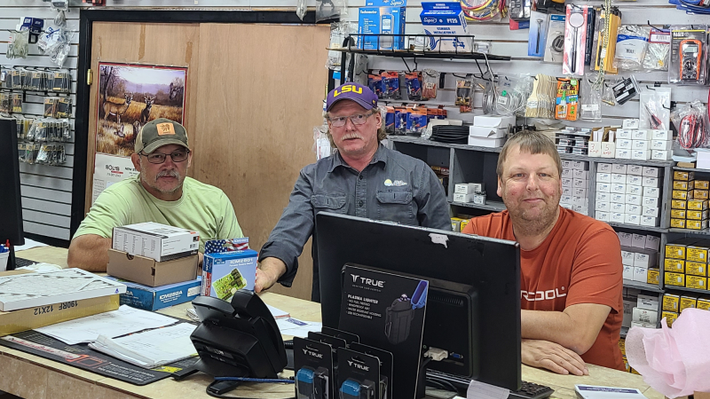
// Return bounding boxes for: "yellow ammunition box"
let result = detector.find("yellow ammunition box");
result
[662,311,679,327]
[674,171,694,181]
[672,190,689,200]
[686,210,708,220]
[671,218,686,228]
[686,261,707,277]
[697,298,710,310]
[687,246,708,262]
[694,180,710,189]
[665,244,687,260]
[686,276,707,290]
[687,219,708,230]
[647,268,660,285]
[673,180,690,190]
[680,296,698,311]
[688,199,708,210]
[692,189,709,200]
[665,272,686,287]
[664,258,685,273]
[671,200,687,210]
[663,293,680,312]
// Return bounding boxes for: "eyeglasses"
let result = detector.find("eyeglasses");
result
[139,149,190,164]
[328,111,375,128]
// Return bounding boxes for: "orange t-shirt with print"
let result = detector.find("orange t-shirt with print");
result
[462,207,625,371]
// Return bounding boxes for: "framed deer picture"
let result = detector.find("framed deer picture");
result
[96,62,187,157]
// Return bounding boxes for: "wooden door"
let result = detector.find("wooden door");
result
[86,20,330,300]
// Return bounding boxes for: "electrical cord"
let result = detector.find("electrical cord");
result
[205,377,295,399]
[678,113,706,149]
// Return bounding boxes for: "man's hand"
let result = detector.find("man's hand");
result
[522,339,589,376]
[255,257,287,293]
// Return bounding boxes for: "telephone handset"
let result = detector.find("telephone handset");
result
[190,290,287,384]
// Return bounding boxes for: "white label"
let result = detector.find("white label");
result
[582,104,599,111]
[650,31,671,44]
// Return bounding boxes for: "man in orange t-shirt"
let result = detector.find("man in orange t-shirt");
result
[462,131,624,375]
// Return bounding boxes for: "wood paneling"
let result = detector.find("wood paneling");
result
[193,23,330,300]
[86,22,201,213]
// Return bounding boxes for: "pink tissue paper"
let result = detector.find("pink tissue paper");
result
[626,308,710,398]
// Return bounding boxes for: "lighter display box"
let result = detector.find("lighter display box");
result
[112,222,200,262]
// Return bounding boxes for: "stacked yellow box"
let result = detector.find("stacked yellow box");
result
[665,241,709,290]
[662,293,710,327]
[671,172,710,230]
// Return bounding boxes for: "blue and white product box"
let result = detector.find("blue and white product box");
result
[201,249,258,300]
[358,0,407,51]
[420,2,472,52]
[105,276,202,311]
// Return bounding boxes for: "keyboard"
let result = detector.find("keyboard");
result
[14,257,37,268]
[425,369,554,399]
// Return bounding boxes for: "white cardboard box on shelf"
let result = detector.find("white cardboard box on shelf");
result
[626,185,642,196]
[598,163,612,172]
[623,265,634,280]
[628,165,644,175]
[612,164,627,173]
[467,135,506,147]
[616,139,632,149]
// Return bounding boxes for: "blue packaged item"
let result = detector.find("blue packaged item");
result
[105,276,202,311]
[358,0,407,50]
[202,249,258,300]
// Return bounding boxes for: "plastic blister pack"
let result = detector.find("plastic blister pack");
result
[669,25,707,85]
[639,87,671,130]
[673,101,708,149]
[643,27,670,71]
[614,25,650,71]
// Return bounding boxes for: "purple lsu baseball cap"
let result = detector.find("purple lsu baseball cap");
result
[326,82,378,112]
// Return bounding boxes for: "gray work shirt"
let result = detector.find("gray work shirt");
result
[259,144,451,300]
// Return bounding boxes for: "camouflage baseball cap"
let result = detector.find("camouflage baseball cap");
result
[135,118,190,154]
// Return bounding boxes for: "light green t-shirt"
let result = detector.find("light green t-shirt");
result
[74,176,243,252]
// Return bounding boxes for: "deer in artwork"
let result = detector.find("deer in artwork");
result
[140,95,155,124]
[103,92,133,125]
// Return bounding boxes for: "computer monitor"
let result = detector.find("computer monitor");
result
[0,118,25,270]
[315,212,521,391]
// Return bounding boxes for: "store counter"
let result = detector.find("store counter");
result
[0,246,663,399]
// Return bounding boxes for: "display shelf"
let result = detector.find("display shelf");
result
[451,200,506,212]
[389,135,503,153]
[591,157,674,168]
[606,222,667,234]
[665,285,710,296]
[668,228,710,235]
[623,279,664,293]
[673,166,710,173]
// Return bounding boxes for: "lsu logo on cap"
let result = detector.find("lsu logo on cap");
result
[334,84,362,97]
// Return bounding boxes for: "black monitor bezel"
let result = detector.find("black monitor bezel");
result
[315,212,522,391]
[0,119,25,251]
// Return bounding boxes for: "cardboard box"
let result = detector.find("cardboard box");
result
[627,165,644,175]
[632,307,658,324]
[663,294,679,312]
[665,271,686,287]
[420,2,471,52]
[202,249,258,300]
[695,180,710,189]
[680,296,697,311]
[0,295,119,336]
[686,276,707,290]
[107,248,198,287]
[686,261,707,277]
[633,267,648,282]
[674,180,691,190]
[359,0,407,50]
[647,268,660,285]
[637,294,659,311]
[662,310,679,327]
[105,276,202,311]
[687,246,708,262]
[698,298,710,310]
[686,210,709,220]
[671,218,686,228]
[664,258,685,273]
[112,222,200,262]
[687,219,708,230]
[688,199,708,210]
[674,171,694,181]
[623,265,634,280]
[666,244,687,259]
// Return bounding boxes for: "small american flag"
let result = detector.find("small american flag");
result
[205,238,250,254]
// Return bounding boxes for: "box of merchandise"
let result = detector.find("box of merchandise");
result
[107,248,198,287]
[358,0,407,51]
[112,222,200,262]
[0,295,119,336]
[201,238,257,301]
[420,2,472,52]
[105,276,201,311]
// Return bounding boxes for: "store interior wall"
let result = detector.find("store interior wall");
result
[3,0,709,299]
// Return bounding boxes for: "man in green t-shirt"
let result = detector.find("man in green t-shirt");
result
[68,118,243,272]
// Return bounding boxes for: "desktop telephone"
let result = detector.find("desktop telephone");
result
[190,290,288,388]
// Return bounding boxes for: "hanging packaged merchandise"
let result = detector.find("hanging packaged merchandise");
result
[406,105,428,136]
[422,69,439,100]
[614,25,651,71]
[368,72,384,98]
[601,76,619,106]
[525,74,557,119]
[385,106,396,134]
[394,107,408,134]
[593,6,621,74]
[583,7,596,66]
[544,14,566,63]
[643,27,671,71]
[326,22,354,70]
[509,0,531,21]
[492,75,532,116]
[672,101,708,149]
[563,4,592,76]
[555,77,579,121]
[639,87,671,130]
[0,93,9,114]
[669,25,708,85]
[460,0,507,22]
[405,72,423,101]
[455,74,473,113]
[580,77,603,122]
[611,75,639,105]
[381,71,401,100]
[7,29,30,59]
[528,11,549,58]
[316,0,347,23]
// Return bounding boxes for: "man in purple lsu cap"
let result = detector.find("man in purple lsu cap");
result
[256,82,451,300]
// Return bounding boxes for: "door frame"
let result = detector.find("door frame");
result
[71,9,321,235]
